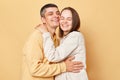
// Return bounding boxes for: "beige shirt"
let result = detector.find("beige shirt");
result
[42,31,88,80]
[21,29,66,80]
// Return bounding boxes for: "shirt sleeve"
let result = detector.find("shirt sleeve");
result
[23,31,66,77]
[42,32,79,62]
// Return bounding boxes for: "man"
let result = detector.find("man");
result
[22,3,83,80]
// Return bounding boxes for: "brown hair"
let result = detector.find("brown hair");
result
[59,7,80,38]
[40,3,58,17]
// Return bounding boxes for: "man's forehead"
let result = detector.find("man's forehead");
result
[45,7,59,13]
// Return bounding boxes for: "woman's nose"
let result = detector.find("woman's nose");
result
[63,19,68,23]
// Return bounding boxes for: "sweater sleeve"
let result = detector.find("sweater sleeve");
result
[23,31,66,78]
[42,32,79,62]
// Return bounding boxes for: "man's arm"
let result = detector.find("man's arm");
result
[23,31,66,77]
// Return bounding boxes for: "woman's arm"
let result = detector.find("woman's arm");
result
[42,32,79,62]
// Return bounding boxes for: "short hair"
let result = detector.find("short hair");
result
[40,3,58,17]
[59,7,81,38]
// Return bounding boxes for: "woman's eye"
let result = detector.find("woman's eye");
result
[67,18,72,21]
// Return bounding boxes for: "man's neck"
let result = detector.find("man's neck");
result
[47,26,56,37]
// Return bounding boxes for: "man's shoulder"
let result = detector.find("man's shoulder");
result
[26,29,43,43]
[31,29,42,38]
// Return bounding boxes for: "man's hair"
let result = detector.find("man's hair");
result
[59,7,81,38]
[40,3,58,17]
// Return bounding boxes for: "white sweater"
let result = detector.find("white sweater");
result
[42,31,88,80]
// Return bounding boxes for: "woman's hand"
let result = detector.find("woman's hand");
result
[35,24,48,33]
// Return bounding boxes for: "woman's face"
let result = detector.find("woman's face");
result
[60,9,72,35]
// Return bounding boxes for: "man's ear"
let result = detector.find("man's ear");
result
[41,17,46,24]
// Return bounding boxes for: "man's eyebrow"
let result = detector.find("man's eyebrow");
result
[47,11,53,13]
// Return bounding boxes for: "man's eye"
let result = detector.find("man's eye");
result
[48,13,53,15]
[60,17,64,20]
[57,12,60,15]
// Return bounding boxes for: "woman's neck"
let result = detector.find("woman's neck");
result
[63,31,69,37]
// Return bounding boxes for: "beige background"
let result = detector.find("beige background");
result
[0,0,120,80]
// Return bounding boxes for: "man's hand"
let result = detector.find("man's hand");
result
[64,56,84,73]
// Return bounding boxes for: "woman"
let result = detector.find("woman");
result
[40,7,88,80]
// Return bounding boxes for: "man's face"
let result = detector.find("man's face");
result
[42,7,60,29]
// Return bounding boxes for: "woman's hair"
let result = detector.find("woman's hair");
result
[59,7,81,38]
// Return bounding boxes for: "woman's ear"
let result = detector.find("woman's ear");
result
[41,17,46,24]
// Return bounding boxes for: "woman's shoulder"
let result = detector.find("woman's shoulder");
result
[69,31,83,37]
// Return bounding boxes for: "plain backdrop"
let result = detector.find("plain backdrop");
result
[0,0,120,80]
